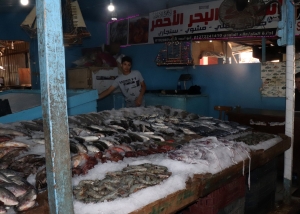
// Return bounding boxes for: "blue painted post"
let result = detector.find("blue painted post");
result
[36,0,74,213]
[284,0,295,205]
[261,37,266,63]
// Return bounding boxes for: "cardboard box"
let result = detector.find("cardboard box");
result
[67,67,92,89]
[67,67,120,93]
[92,67,120,94]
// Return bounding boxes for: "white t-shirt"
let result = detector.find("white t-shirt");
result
[112,70,144,107]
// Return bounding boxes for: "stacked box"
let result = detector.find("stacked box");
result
[244,158,277,214]
[182,176,245,214]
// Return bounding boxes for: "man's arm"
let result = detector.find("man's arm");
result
[99,85,116,99]
[135,81,146,106]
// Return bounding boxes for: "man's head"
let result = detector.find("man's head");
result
[121,56,132,74]
[296,72,300,92]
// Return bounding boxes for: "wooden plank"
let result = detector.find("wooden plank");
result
[197,134,291,197]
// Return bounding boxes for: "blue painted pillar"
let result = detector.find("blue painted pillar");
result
[36,0,74,213]
[261,37,266,62]
[284,0,295,204]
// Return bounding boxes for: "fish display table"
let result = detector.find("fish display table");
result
[227,108,300,181]
[130,134,291,214]
[0,106,290,214]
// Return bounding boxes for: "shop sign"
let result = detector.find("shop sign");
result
[148,0,280,43]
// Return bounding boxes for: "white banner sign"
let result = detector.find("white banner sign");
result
[148,0,280,43]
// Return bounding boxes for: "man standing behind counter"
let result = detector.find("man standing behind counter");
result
[99,56,146,107]
[296,72,300,111]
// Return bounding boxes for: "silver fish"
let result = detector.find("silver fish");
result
[0,187,18,206]
[0,169,24,178]
[0,172,12,183]
[108,125,126,132]
[138,133,165,142]
[179,128,197,135]
[86,145,100,153]
[32,139,45,144]
[0,183,27,197]
[88,125,104,131]
[16,188,37,211]
[0,141,29,148]
[76,136,99,142]
[0,128,25,136]
[98,139,115,147]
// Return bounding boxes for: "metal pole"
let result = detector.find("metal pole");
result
[36,0,74,213]
[284,0,295,204]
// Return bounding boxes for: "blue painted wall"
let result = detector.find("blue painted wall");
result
[0,12,286,118]
[121,44,286,117]
[0,11,107,89]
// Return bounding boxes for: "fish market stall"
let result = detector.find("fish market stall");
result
[0,106,290,214]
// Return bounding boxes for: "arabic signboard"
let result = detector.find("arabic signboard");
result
[148,0,279,43]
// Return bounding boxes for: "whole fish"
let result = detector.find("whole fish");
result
[0,169,24,178]
[0,141,29,148]
[71,153,89,168]
[0,147,20,159]
[21,122,43,132]
[1,148,26,162]
[0,172,12,183]
[0,183,27,197]
[136,133,165,142]
[91,142,106,151]
[127,132,145,142]
[32,139,45,145]
[75,136,99,143]
[108,125,126,132]
[71,127,92,137]
[98,139,115,147]
[35,167,47,190]
[16,188,37,211]
[0,187,18,206]
[86,145,100,153]
[70,141,88,154]
[0,128,25,136]
[88,125,104,132]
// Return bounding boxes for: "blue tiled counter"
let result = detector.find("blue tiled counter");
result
[97,93,209,116]
[145,93,209,116]
[0,89,98,123]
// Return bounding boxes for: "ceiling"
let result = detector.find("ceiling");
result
[0,0,206,22]
[0,0,292,56]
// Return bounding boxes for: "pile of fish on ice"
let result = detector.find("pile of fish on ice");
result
[0,105,283,210]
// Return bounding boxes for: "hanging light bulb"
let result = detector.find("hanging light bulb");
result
[20,0,29,6]
[11,41,14,50]
[107,3,115,12]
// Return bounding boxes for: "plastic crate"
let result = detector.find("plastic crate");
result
[218,197,245,214]
[182,176,245,214]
